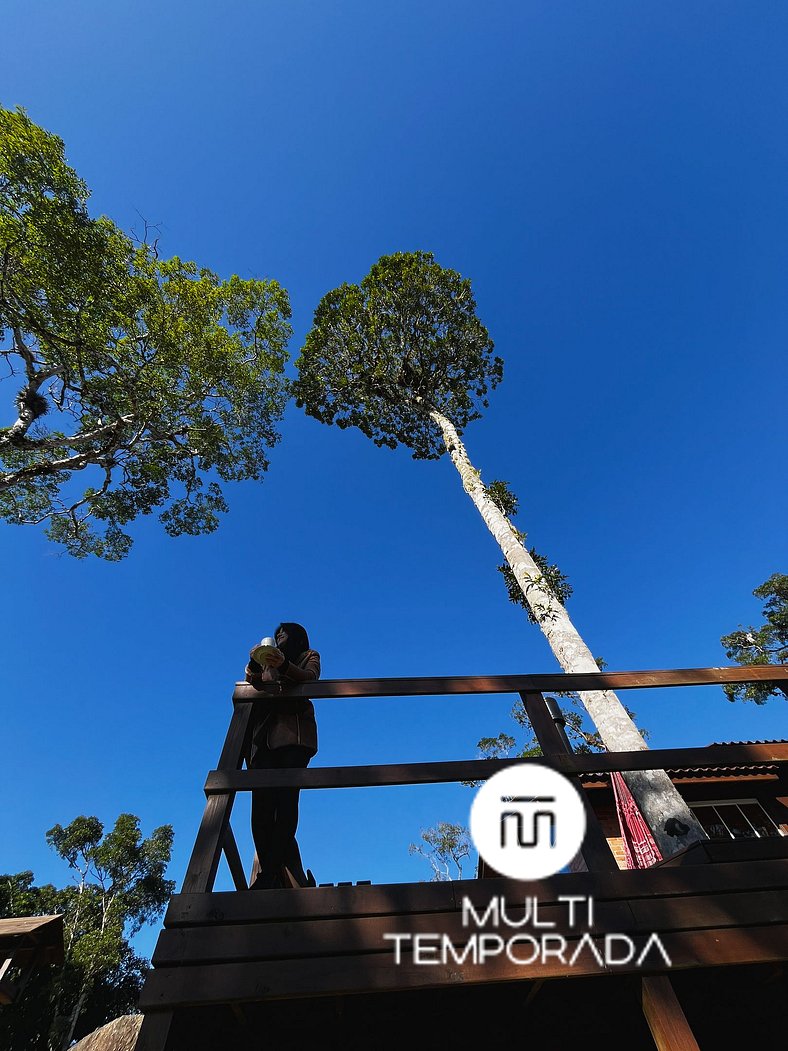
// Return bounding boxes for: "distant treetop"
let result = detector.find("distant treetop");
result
[721,573,788,703]
[294,250,502,460]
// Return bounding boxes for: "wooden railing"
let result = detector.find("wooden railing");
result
[180,665,788,894]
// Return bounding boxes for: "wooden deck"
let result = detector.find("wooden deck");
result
[135,665,788,1050]
[142,843,788,1006]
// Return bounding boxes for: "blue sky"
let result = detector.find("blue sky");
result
[2,2,786,960]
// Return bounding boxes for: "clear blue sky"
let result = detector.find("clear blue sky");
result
[2,2,786,961]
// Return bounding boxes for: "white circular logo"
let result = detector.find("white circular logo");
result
[469,763,587,880]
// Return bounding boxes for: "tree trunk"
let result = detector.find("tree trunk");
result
[59,983,90,1051]
[428,406,707,859]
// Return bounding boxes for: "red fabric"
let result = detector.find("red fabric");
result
[611,771,663,868]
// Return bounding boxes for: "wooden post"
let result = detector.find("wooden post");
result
[134,1010,173,1051]
[181,701,254,896]
[135,701,255,1049]
[222,825,248,892]
[520,692,618,873]
[641,976,701,1051]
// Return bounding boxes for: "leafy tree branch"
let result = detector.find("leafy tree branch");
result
[0,106,292,559]
[721,573,788,703]
[408,823,473,881]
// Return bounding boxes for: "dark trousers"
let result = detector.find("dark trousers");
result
[249,743,311,886]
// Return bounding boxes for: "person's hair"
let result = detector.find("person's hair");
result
[275,622,310,661]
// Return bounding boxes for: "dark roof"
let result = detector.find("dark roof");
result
[670,739,786,778]
[709,739,787,746]
[583,739,787,783]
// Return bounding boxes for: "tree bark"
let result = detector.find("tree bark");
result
[60,984,90,1051]
[428,406,707,859]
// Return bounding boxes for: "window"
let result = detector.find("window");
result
[689,799,783,840]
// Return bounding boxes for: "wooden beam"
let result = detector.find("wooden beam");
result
[165,879,457,927]
[642,976,701,1051]
[152,886,788,969]
[134,1010,173,1051]
[629,888,788,929]
[162,857,788,927]
[181,797,236,896]
[232,664,788,702]
[222,825,248,892]
[204,742,788,793]
[0,958,14,1005]
[519,691,571,756]
[138,922,788,1009]
[152,900,635,967]
[216,700,255,770]
[181,703,254,895]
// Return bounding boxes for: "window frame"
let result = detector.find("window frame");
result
[689,797,785,840]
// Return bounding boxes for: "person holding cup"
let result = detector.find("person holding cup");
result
[245,622,321,889]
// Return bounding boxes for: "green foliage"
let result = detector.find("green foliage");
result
[509,695,605,754]
[464,654,646,783]
[408,822,474,881]
[0,106,292,559]
[497,550,574,624]
[294,250,502,459]
[484,479,519,517]
[485,478,574,623]
[721,573,788,703]
[0,813,173,1050]
[473,693,646,765]
[476,733,516,759]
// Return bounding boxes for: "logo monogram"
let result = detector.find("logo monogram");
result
[470,765,586,880]
[499,797,557,848]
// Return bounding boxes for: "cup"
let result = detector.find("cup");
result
[251,636,278,665]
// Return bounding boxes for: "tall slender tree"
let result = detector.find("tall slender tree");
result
[294,250,706,858]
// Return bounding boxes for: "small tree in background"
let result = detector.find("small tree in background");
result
[409,823,473,881]
[0,813,173,1050]
[0,106,292,559]
[721,573,788,703]
[295,250,705,859]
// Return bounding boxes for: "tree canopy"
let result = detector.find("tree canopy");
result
[0,813,173,1050]
[720,573,788,703]
[294,249,502,459]
[0,106,292,559]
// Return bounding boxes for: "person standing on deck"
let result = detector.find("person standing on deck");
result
[244,622,320,889]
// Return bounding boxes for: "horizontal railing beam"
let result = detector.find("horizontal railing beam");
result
[204,741,788,792]
[232,665,788,702]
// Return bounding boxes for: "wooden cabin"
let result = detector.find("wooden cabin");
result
[135,666,788,1051]
[0,916,63,1007]
[581,738,788,868]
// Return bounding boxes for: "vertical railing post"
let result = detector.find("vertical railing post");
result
[135,698,255,1050]
[134,1010,173,1051]
[181,700,255,895]
[519,691,618,873]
